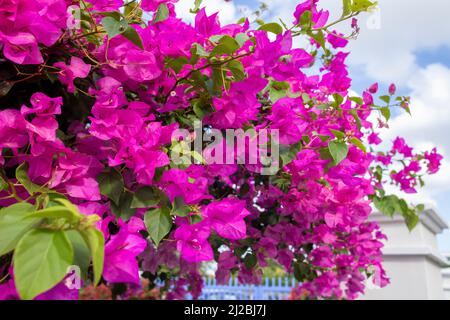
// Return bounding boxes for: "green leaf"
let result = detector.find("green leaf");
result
[244,253,257,269]
[299,10,312,28]
[170,196,190,217]
[330,129,346,140]
[28,206,79,223]
[16,162,47,195]
[0,203,39,256]
[226,60,245,81]
[373,195,399,217]
[192,43,209,57]
[122,26,144,49]
[349,137,367,153]
[193,101,214,119]
[328,140,349,165]
[235,33,250,46]
[153,3,169,24]
[131,186,161,209]
[352,0,377,12]
[280,142,302,167]
[211,35,240,56]
[66,230,90,280]
[349,96,364,105]
[110,191,136,221]
[416,204,425,212]
[189,0,203,14]
[258,22,283,35]
[0,175,7,191]
[309,30,325,48]
[269,80,290,103]
[97,170,124,205]
[349,109,362,130]
[144,207,172,246]
[101,16,128,38]
[342,0,352,16]
[79,228,104,286]
[14,229,74,300]
[404,212,419,231]
[379,95,391,104]
[380,106,391,122]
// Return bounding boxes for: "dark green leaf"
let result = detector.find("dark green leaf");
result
[170,196,190,217]
[226,60,245,81]
[110,191,136,221]
[328,140,348,165]
[122,26,144,49]
[97,170,124,205]
[144,207,172,246]
[131,186,161,209]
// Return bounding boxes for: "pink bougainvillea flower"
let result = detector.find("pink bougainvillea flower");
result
[0,109,28,149]
[202,198,251,240]
[1,32,43,65]
[103,221,148,284]
[327,31,348,49]
[21,93,63,117]
[293,0,329,28]
[174,220,214,263]
[141,0,178,12]
[424,148,443,174]
[54,57,91,93]
[368,132,382,145]
[389,83,397,95]
[392,137,413,157]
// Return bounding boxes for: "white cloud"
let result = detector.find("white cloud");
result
[175,0,241,25]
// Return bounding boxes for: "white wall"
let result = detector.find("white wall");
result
[363,208,448,300]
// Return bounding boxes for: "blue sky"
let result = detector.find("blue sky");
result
[175,0,450,252]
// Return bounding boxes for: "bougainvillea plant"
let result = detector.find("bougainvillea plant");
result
[0,0,443,300]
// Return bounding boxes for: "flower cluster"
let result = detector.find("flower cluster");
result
[0,0,442,300]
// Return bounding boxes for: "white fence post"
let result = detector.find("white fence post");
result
[443,254,450,299]
[362,207,449,300]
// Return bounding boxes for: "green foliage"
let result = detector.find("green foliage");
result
[0,168,105,299]
[144,207,173,246]
[13,229,74,300]
[16,162,48,195]
[79,228,105,286]
[328,140,349,165]
[97,169,124,205]
[131,186,162,208]
[101,16,144,49]
[373,194,424,231]
[258,22,283,35]
[110,190,136,221]
[0,203,39,256]
[153,3,169,24]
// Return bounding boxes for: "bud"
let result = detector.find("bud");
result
[389,83,397,95]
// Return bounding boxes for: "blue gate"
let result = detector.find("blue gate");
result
[196,277,297,300]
